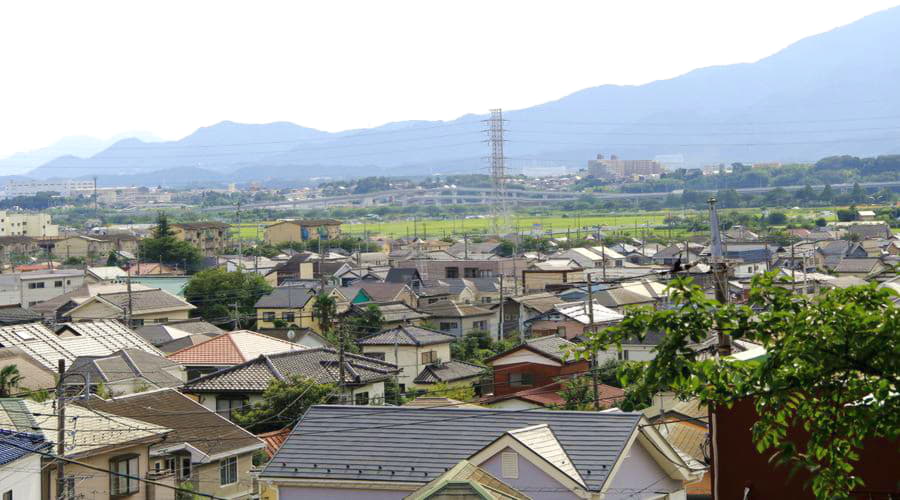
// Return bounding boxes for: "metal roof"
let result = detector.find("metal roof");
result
[260,405,642,492]
[254,287,316,308]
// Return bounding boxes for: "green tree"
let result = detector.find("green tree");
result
[851,182,866,203]
[345,304,384,338]
[574,275,900,499]
[140,212,202,270]
[559,376,595,411]
[232,375,334,433]
[820,184,834,203]
[312,294,337,332]
[183,268,272,326]
[766,211,788,225]
[798,184,816,204]
[814,217,828,228]
[0,365,22,397]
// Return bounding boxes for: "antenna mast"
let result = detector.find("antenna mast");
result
[486,109,509,236]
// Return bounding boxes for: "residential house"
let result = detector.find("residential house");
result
[182,348,398,415]
[0,427,49,500]
[63,348,187,396]
[705,243,776,279]
[419,301,496,338]
[481,379,624,410]
[79,388,265,499]
[171,221,231,257]
[403,459,529,499]
[349,251,390,267]
[447,240,505,259]
[268,253,317,284]
[492,292,564,337]
[724,225,759,241]
[521,259,583,293]
[651,243,703,266]
[30,282,156,322]
[0,306,42,326]
[0,397,172,500]
[346,282,417,308]
[416,278,477,307]
[66,287,196,326]
[485,335,588,398]
[85,265,128,283]
[127,262,180,276]
[134,319,224,350]
[650,399,711,497]
[264,219,342,244]
[385,267,423,289]
[396,258,525,280]
[0,320,164,391]
[0,269,85,308]
[47,234,140,264]
[412,360,485,391]
[847,222,892,240]
[255,286,318,330]
[356,325,458,391]
[259,405,701,500]
[167,330,303,380]
[556,246,626,269]
[832,258,886,279]
[525,301,624,339]
[347,301,431,329]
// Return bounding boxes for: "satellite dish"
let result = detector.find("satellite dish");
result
[286,329,296,341]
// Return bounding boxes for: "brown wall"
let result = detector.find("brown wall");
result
[712,398,899,499]
[491,360,588,397]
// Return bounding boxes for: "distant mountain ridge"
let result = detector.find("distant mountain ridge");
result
[19,6,900,185]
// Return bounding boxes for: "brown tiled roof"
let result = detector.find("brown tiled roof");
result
[78,388,263,457]
[480,380,624,408]
[258,428,291,457]
[166,330,302,365]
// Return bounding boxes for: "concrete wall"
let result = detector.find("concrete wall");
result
[603,438,683,500]
[481,446,581,500]
[0,453,42,500]
[18,272,84,307]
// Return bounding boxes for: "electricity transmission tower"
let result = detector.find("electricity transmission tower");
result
[486,109,510,235]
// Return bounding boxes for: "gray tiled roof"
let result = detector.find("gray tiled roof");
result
[66,349,183,388]
[95,289,195,313]
[254,287,315,308]
[524,335,577,362]
[833,258,882,274]
[261,405,641,492]
[182,348,398,393]
[413,360,485,384]
[357,325,455,347]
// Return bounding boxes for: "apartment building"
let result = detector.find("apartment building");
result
[171,222,231,257]
[0,211,58,237]
[0,269,85,307]
[4,179,95,197]
[587,153,664,180]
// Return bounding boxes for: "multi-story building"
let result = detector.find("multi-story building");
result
[587,153,664,180]
[4,179,96,198]
[0,211,58,237]
[47,234,140,263]
[171,222,231,257]
[264,219,342,245]
[0,269,85,307]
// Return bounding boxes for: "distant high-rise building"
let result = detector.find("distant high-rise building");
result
[4,179,96,198]
[587,154,664,180]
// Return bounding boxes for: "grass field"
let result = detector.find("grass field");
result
[232,206,846,242]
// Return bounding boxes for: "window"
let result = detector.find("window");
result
[481,296,492,304]
[216,397,247,421]
[154,318,169,324]
[472,320,487,331]
[464,267,479,278]
[421,350,437,364]
[66,280,71,285]
[509,372,534,387]
[27,282,44,289]
[262,311,275,322]
[219,456,238,486]
[179,457,192,479]
[3,490,11,500]
[439,322,456,332]
[109,454,140,496]
[281,311,295,322]
[501,452,519,479]
[354,391,369,405]
[427,298,439,304]
[165,458,176,473]
[54,280,63,288]
[365,352,386,361]
[445,267,459,278]
[556,326,566,337]
[618,350,630,361]
[130,319,144,327]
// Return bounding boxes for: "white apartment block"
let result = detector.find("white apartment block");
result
[0,211,58,237]
[0,269,85,307]
[5,179,95,198]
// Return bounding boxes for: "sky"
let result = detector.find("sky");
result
[1,0,899,159]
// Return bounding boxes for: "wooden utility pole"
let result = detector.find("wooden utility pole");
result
[586,272,600,410]
[338,323,346,403]
[125,268,133,327]
[708,198,732,356]
[497,274,505,340]
[56,359,67,500]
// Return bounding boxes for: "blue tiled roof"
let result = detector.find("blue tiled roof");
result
[0,429,50,466]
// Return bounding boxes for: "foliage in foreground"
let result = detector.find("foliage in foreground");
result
[233,375,334,433]
[574,275,899,499]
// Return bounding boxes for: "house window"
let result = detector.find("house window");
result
[439,322,456,332]
[472,320,487,331]
[54,280,63,288]
[618,350,630,361]
[354,392,369,405]
[501,452,519,479]
[109,454,140,496]
[445,267,459,278]
[165,458,176,473]
[464,267,480,278]
[216,397,247,421]
[509,372,534,387]
[427,298,439,304]
[130,319,144,327]
[262,311,275,321]
[154,318,168,324]
[557,326,566,336]
[180,457,192,480]
[365,352,386,361]
[282,311,295,322]
[28,282,44,289]
[481,296,492,304]
[3,490,11,500]
[219,456,238,486]
[421,351,437,364]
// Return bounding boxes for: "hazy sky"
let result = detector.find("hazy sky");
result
[1,0,899,157]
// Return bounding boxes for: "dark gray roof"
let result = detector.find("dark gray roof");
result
[354,302,431,324]
[182,348,398,393]
[65,349,183,388]
[0,307,42,325]
[261,405,641,492]
[0,428,50,466]
[357,325,455,347]
[94,289,193,313]
[413,360,485,384]
[134,320,224,345]
[847,223,892,239]
[255,287,316,308]
[385,268,421,284]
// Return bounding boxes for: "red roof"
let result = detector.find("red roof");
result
[257,428,291,457]
[481,380,625,408]
[166,330,301,365]
[15,262,61,272]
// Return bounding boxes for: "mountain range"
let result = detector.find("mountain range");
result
[12,6,900,186]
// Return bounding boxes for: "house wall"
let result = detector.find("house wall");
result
[173,226,230,257]
[0,453,42,500]
[256,302,317,330]
[132,309,192,325]
[595,344,656,364]
[360,343,451,390]
[192,452,257,499]
[481,446,582,500]
[529,319,585,339]
[47,443,151,500]
[489,360,587,397]
[522,271,572,293]
[19,273,84,307]
[0,349,56,390]
[0,212,57,237]
[603,438,683,500]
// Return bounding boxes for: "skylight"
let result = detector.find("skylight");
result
[14,330,35,341]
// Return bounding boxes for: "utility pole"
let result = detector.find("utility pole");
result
[497,274,505,340]
[125,267,133,327]
[708,198,732,356]
[586,272,600,410]
[236,202,243,270]
[464,233,469,260]
[56,359,67,500]
[338,323,346,404]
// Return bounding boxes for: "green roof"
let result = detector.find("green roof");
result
[130,277,190,298]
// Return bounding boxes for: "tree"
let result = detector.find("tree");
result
[0,365,22,397]
[820,184,834,203]
[139,212,202,271]
[851,182,866,203]
[798,184,816,204]
[183,268,272,327]
[766,211,788,225]
[232,375,334,433]
[574,275,900,499]
[559,376,595,411]
[815,218,828,228]
[312,294,337,332]
[345,304,383,338]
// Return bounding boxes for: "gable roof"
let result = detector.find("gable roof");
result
[346,282,410,303]
[419,302,494,318]
[508,292,563,314]
[486,335,578,364]
[551,301,625,325]
[134,319,224,345]
[166,330,303,366]
[65,348,183,388]
[0,307,42,326]
[254,287,316,308]
[77,389,263,459]
[181,347,398,393]
[68,288,195,316]
[405,459,528,500]
[260,405,643,492]
[357,325,455,347]
[413,360,486,384]
[0,320,162,371]
[833,258,883,274]
[354,301,431,324]
[385,267,422,285]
